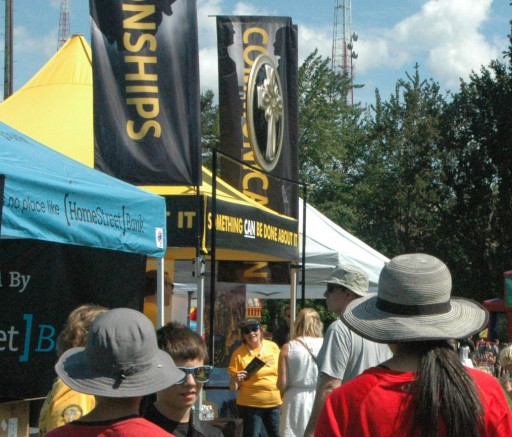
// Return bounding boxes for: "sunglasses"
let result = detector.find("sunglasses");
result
[325,284,342,295]
[242,325,260,335]
[176,365,213,384]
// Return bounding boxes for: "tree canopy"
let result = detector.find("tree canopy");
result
[200,21,512,306]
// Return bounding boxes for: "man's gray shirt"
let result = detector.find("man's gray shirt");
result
[317,319,392,383]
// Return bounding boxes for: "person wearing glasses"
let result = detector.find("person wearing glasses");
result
[143,322,224,437]
[315,254,512,436]
[228,318,282,437]
[304,265,392,437]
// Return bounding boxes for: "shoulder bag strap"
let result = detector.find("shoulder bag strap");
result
[295,338,317,363]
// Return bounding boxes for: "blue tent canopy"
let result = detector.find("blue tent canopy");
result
[0,122,167,257]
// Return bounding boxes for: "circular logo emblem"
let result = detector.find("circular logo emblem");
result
[61,404,84,423]
[247,54,284,172]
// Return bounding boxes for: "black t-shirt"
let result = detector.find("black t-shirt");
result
[143,403,224,437]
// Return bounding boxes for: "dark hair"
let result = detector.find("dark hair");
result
[145,270,173,297]
[156,322,209,363]
[408,341,484,437]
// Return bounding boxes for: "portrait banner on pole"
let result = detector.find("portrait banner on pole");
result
[90,0,201,185]
[216,16,299,219]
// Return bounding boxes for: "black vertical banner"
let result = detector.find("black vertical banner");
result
[216,16,299,219]
[90,0,201,186]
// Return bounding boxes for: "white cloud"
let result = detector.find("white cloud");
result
[199,46,220,93]
[296,24,332,65]
[355,0,500,90]
[196,0,334,95]
[232,2,268,15]
[14,26,56,58]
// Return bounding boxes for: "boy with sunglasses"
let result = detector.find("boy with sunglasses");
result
[143,322,224,437]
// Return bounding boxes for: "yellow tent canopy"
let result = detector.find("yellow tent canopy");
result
[0,35,94,166]
[0,34,299,263]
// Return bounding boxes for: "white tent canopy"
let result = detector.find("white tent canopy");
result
[247,198,389,299]
[299,198,388,285]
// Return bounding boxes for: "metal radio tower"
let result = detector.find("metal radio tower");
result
[57,0,70,50]
[332,0,358,104]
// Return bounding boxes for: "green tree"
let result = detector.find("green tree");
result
[437,27,512,301]
[200,89,220,169]
[354,65,447,258]
[298,49,366,231]
[261,299,338,338]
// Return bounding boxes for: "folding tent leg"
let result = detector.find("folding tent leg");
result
[156,257,165,328]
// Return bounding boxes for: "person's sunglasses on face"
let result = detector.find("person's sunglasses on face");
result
[176,365,213,384]
[325,284,340,295]
[242,324,260,335]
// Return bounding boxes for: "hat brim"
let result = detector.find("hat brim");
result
[56,347,184,398]
[319,279,369,297]
[342,296,488,343]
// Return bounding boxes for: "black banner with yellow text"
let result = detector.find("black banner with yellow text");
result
[216,16,299,218]
[164,195,298,261]
[90,0,201,185]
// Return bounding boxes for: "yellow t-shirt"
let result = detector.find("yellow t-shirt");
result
[38,378,96,436]
[143,301,158,327]
[228,339,282,408]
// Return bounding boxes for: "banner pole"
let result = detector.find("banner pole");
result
[209,150,218,364]
[301,187,307,307]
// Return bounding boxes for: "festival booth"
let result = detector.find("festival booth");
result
[0,35,300,355]
[167,198,389,302]
[0,28,386,421]
[0,122,167,399]
[0,33,388,325]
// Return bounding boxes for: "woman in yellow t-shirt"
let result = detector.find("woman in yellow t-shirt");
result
[228,318,281,437]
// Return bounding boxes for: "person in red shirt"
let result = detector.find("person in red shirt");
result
[45,308,185,437]
[316,253,512,437]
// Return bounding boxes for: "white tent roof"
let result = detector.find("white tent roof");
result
[299,198,388,286]
[247,198,388,299]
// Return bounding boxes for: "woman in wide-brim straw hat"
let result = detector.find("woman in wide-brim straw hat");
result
[315,253,512,437]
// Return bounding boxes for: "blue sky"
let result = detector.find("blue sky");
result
[2,0,510,106]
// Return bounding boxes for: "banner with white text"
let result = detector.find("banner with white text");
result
[90,0,201,185]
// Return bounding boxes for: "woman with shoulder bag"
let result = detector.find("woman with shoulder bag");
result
[277,308,323,437]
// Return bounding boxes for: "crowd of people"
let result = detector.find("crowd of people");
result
[37,253,512,437]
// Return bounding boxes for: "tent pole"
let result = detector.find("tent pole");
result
[301,188,307,307]
[196,259,205,338]
[289,265,297,339]
[194,172,205,414]
[157,256,165,328]
[209,150,218,364]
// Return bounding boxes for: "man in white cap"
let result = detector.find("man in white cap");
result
[46,308,185,437]
[304,265,392,437]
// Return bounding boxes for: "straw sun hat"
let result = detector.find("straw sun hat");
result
[342,253,488,343]
[55,308,184,397]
